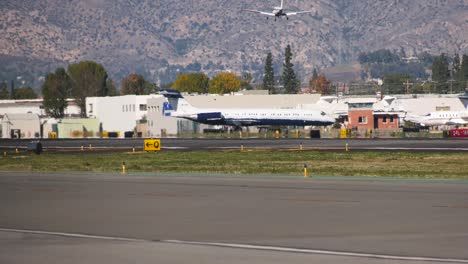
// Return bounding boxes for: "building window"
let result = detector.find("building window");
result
[390,116,394,123]
[383,116,387,123]
[140,104,147,111]
[358,116,367,124]
[133,104,135,112]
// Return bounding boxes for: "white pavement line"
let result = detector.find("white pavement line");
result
[369,147,468,151]
[163,240,468,263]
[1,228,468,263]
[0,228,145,242]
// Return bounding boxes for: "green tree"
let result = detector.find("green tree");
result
[106,79,120,96]
[0,81,9,99]
[143,80,158,94]
[453,53,461,77]
[208,72,241,94]
[10,80,15,99]
[309,68,319,90]
[312,68,318,81]
[41,68,71,118]
[240,72,253,90]
[432,53,450,93]
[282,45,299,94]
[460,54,468,91]
[172,73,209,94]
[382,74,410,94]
[14,86,37,99]
[68,61,108,117]
[451,53,463,92]
[263,52,275,93]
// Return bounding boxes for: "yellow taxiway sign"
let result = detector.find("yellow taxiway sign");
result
[144,139,161,151]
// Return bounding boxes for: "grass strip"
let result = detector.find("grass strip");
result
[0,150,467,179]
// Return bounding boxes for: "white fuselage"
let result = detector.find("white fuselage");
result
[406,111,468,126]
[172,107,335,127]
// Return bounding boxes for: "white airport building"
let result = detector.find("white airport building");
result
[0,99,81,139]
[85,94,163,137]
[1,92,467,139]
[1,113,40,139]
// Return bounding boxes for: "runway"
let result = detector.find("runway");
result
[1,172,468,263]
[1,138,468,152]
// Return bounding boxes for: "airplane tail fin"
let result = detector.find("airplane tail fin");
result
[160,89,195,116]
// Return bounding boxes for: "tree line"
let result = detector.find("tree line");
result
[382,53,468,94]
[0,81,37,100]
[2,48,467,120]
[262,44,301,94]
[38,61,255,118]
[40,61,160,118]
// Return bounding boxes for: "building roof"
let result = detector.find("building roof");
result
[3,113,39,121]
[389,97,466,115]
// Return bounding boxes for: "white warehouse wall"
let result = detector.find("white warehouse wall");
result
[86,95,162,135]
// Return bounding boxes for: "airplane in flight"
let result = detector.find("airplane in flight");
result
[245,0,314,21]
[405,110,468,127]
[160,90,335,127]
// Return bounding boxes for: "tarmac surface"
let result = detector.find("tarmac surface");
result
[1,138,468,152]
[1,172,468,263]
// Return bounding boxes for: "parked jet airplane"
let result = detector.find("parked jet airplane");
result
[245,0,313,21]
[405,110,468,126]
[160,90,335,127]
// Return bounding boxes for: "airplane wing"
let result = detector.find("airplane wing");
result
[447,119,468,125]
[244,9,276,16]
[286,10,314,16]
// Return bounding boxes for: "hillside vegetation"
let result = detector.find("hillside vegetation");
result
[1,0,467,86]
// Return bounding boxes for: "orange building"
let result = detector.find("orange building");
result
[373,113,399,129]
[347,102,399,130]
[347,102,374,129]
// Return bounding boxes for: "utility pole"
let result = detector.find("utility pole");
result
[403,79,413,94]
[10,80,14,99]
[448,79,455,94]
[430,81,438,94]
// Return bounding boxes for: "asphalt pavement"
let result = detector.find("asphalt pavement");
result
[1,172,468,263]
[1,138,468,152]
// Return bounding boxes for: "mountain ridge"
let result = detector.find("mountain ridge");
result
[0,0,467,88]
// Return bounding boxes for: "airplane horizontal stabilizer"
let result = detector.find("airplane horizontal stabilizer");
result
[244,9,276,16]
[286,10,314,16]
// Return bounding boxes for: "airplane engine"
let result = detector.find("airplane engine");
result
[197,112,224,123]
